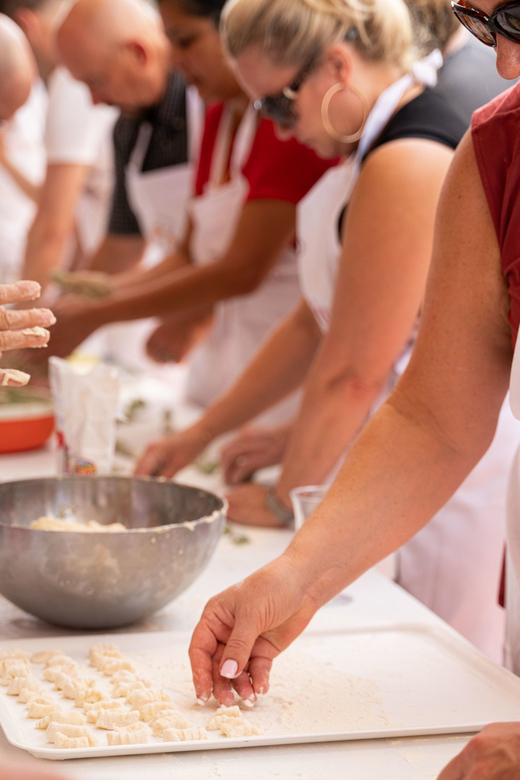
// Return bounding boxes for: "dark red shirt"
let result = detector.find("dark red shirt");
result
[472,82,520,346]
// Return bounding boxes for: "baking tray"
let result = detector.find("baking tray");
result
[1,624,520,760]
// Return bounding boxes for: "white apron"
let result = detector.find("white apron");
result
[297,57,520,661]
[126,86,203,256]
[504,337,520,673]
[184,103,301,425]
[102,87,204,374]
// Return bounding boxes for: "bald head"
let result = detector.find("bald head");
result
[0,14,35,121]
[57,0,170,110]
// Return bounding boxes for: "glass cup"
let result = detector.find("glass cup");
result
[290,483,353,606]
[290,485,329,531]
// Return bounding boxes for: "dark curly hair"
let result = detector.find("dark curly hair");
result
[158,0,225,26]
[0,0,49,18]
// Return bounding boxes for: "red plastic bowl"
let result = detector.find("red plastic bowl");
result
[0,396,54,454]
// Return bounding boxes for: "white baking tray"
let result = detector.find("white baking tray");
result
[1,624,520,760]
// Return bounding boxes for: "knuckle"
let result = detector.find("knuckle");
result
[226,636,251,655]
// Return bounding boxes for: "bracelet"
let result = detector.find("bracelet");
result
[264,488,294,528]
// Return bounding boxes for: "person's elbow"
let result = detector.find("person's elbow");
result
[221,261,268,297]
[319,365,388,408]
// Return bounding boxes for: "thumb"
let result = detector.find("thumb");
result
[219,619,262,679]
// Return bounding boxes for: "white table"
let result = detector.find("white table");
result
[0,406,480,780]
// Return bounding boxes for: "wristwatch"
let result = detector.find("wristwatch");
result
[265,488,294,528]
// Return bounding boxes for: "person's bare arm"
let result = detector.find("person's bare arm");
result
[83,233,146,275]
[0,280,54,385]
[274,138,455,504]
[110,219,193,287]
[134,298,320,477]
[188,130,513,704]
[75,199,296,323]
[22,163,90,289]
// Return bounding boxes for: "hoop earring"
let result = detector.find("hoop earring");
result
[321,82,368,144]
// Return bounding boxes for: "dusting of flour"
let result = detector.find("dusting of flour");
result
[133,644,393,737]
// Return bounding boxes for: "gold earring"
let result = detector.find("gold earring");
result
[321,81,368,144]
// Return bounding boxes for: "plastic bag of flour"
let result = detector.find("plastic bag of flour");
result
[49,357,119,476]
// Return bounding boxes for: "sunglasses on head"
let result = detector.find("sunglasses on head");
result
[451,1,520,46]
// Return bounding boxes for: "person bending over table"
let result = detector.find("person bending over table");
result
[185,1,520,777]
[135,0,519,662]
[46,0,334,427]
[0,14,54,384]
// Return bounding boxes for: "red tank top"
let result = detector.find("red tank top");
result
[472,82,520,346]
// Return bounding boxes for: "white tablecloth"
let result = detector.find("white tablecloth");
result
[0,380,483,779]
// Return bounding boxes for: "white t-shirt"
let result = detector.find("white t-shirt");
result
[45,67,118,254]
[0,80,47,282]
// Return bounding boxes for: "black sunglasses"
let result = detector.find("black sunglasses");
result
[452,1,520,46]
[253,60,314,129]
[254,28,360,129]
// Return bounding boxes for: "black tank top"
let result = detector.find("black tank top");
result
[338,88,466,236]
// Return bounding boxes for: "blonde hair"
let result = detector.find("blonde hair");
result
[221,0,415,70]
[404,0,460,54]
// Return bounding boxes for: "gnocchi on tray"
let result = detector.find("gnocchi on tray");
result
[0,642,263,753]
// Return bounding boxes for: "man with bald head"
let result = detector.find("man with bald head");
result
[0,15,54,386]
[0,0,117,290]
[56,0,197,292]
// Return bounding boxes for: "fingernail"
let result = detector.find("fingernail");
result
[196,695,209,706]
[220,659,238,679]
[242,696,255,708]
[41,310,56,325]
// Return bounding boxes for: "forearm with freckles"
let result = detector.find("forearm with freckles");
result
[285,386,505,607]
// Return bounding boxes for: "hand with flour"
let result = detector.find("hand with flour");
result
[0,281,54,386]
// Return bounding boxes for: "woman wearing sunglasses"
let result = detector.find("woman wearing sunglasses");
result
[137,0,519,660]
[185,1,520,777]
[46,0,333,422]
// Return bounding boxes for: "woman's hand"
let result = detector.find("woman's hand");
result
[226,483,287,527]
[437,722,520,779]
[134,428,206,477]
[146,310,214,364]
[0,280,54,385]
[220,424,292,485]
[189,554,319,706]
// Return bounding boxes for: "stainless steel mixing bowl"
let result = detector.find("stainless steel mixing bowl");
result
[0,476,226,629]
